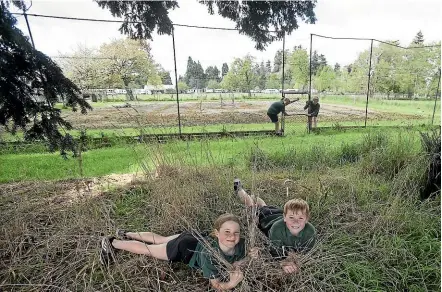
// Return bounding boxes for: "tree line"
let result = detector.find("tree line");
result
[60,31,440,101]
[58,39,173,100]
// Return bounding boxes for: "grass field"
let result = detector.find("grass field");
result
[1,127,440,291]
[322,94,441,116]
[0,127,429,182]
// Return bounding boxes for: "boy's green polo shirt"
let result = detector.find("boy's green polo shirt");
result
[267,100,285,115]
[268,219,316,256]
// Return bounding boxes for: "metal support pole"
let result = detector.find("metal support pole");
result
[22,4,53,110]
[281,32,286,134]
[364,39,374,128]
[23,9,36,48]
[172,26,182,135]
[432,69,441,125]
[309,34,313,101]
[308,34,313,133]
[281,32,286,97]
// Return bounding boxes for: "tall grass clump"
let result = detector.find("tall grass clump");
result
[248,144,340,171]
[248,130,393,171]
[360,131,421,179]
[419,129,441,200]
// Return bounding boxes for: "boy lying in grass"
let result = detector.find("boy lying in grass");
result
[234,178,316,274]
[100,213,257,290]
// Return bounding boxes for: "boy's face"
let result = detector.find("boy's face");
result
[313,98,319,104]
[283,210,308,236]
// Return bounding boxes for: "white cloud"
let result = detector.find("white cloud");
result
[11,0,441,83]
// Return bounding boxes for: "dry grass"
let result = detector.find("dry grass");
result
[1,139,440,291]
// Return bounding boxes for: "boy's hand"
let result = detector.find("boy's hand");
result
[280,260,298,274]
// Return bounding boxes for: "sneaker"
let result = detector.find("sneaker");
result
[100,248,113,266]
[116,229,130,240]
[233,178,242,194]
[100,237,115,266]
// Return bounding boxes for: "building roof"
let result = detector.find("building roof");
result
[144,84,175,90]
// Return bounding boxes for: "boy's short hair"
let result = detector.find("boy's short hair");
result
[283,97,291,103]
[313,96,319,101]
[283,199,310,218]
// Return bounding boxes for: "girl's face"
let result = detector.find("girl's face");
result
[215,220,241,250]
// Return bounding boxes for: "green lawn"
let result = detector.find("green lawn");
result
[322,94,441,117]
[0,146,139,182]
[0,127,425,182]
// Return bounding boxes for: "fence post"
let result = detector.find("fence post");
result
[309,34,313,101]
[172,26,182,135]
[365,39,374,128]
[281,32,286,134]
[281,32,286,96]
[308,34,313,133]
[22,9,36,48]
[432,69,441,125]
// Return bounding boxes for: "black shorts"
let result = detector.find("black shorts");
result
[166,232,199,264]
[267,113,278,123]
[257,206,283,237]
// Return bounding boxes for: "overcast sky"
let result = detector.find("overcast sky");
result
[11,0,441,81]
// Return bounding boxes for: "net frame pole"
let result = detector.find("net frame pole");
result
[365,39,374,128]
[431,69,441,125]
[282,32,286,95]
[281,32,286,135]
[308,34,313,133]
[172,26,182,135]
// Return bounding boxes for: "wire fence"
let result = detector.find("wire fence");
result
[288,34,441,135]
[12,11,441,140]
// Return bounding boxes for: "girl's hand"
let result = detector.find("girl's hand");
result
[229,269,244,284]
[248,247,260,259]
[232,260,245,268]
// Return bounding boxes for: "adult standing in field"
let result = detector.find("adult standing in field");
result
[304,96,320,129]
[267,97,299,135]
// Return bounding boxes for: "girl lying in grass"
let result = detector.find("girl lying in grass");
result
[100,213,257,290]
